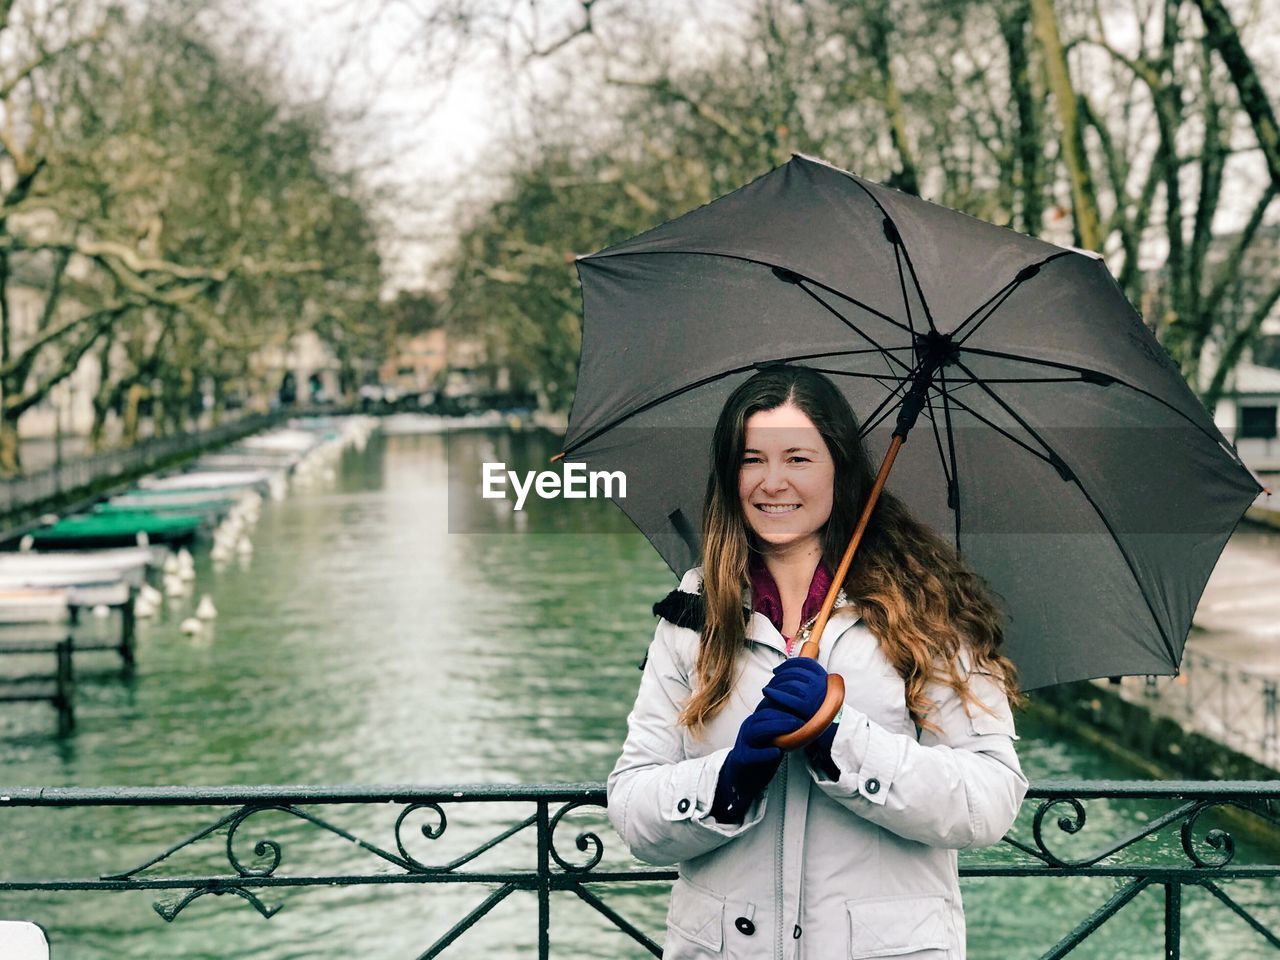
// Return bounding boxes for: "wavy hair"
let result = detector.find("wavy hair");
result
[679,364,1024,733]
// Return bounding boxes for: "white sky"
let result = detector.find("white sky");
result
[238,0,747,293]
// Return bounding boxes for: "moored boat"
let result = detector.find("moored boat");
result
[137,470,273,495]
[29,511,202,549]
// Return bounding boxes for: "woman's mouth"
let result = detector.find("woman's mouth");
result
[756,503,800,514]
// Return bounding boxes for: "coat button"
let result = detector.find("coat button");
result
[864,777,881,795]
[734,917,755,936]
[676,798,690,813]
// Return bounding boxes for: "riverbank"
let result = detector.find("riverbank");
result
[0,407,356,539]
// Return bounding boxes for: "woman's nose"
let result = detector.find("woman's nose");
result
[761,463,790,492]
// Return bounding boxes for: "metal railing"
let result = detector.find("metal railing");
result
[0,781,1277,958]
[1137,650,1280,768]
[0,413,281,520]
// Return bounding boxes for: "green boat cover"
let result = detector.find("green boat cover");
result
[32,510,202,544]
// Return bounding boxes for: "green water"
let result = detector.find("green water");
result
[0,429,1275,958]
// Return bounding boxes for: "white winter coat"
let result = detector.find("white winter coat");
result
[607,567,1028,960]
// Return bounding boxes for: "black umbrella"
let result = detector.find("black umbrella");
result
[556,154,1261,706]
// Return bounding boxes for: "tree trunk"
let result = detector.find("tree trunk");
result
[0,413,20,476]
[123,384,143,446]
[1000,0,1043,235]
[1029,0,1102,249]
[866,0,920,196]
[210,376,225,427]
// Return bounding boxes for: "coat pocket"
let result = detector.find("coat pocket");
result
[846,894,953,958]
[667,876,725,953]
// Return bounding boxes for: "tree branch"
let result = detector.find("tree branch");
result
[1192,0,1280,193]
[1202,272,1280,408]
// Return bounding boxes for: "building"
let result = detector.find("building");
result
[378,328,447,397]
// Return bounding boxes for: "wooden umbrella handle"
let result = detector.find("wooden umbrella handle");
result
[770,435,905,751]
[773,673,846,750]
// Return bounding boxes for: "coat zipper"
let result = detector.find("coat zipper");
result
[774,758,787,960]
[769,599,846,958]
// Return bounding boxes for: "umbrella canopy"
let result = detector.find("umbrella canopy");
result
[562,154,1262,690]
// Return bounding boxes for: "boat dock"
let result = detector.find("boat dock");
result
[0,416,377,733]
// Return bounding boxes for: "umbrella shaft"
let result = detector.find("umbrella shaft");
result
[798,434,905,658]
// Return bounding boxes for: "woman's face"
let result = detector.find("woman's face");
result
[738,401,835,557]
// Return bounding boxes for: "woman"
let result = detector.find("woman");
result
[606,365,1027,959]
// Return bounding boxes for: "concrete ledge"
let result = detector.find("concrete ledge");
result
[1245,504,1280,530]
[1028,680,1279,780]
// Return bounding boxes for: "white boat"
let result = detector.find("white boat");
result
[0,589,70,623]
[380,412,508,435]
[138,470,273,493]
[240,429,321,453]
[0,548,153,587]
[0,571,123,590]
[110,487,247,508]
[191,453,297,472]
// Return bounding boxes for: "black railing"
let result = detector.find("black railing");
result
[0,413,281,522]
[1135,650,1280,768]
[0,781,1277,958]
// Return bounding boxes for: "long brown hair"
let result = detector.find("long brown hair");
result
[679,364,1024,732]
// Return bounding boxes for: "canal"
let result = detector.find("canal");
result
[0,426,1276,958]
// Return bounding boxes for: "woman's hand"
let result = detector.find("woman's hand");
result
[710,700,803,823]
[761,657,830,720]
[763,658,841,775]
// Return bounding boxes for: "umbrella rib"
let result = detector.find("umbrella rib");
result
[893,242,915,337]
[859,363,937,438]
[925,395,953,495]
[957,345,1240,458]
[791,281,916,372]
[932,390,1064,472]
[850,356,930,439]
[925,390,958,549]
[951,251,1074,346]
[951,278,1027,346]
[952,358,1179,668]
[938,366,963,556]
[561,347,914,457]
[942,375,1088,385]
[843,178,938,333]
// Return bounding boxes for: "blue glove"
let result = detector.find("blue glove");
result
[760,657,829,718]
[710,701,803,823]
[761,658,841,779]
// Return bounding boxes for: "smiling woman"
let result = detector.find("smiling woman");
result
[606,364,1028,960]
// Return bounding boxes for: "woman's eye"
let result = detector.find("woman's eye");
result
[742,456,762,464]
[789,456,810,463]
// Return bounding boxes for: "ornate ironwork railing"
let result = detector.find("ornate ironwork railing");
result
[0,781,1277,958]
